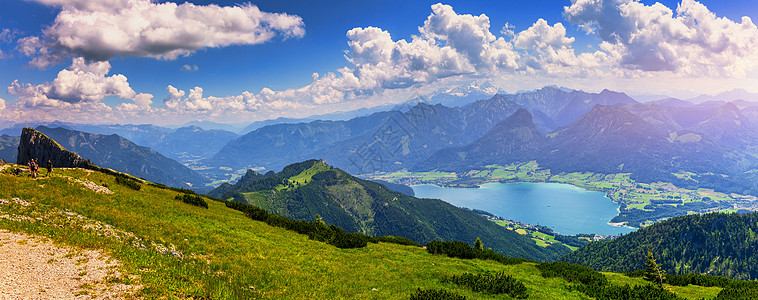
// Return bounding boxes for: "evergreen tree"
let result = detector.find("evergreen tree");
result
[644,251,666,288]
[474,237,484,251]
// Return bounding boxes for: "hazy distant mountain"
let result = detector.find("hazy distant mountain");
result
[150,126,238,162]
[0,135,20,163]
[0,121,74,136]
[319,103,474,174]
[182,120,247,132]
[36,126,209,188]
[239,107,392,135]
[691,102,758,146]
[616,103,683,132]
[545,105,677,177]
[210,112,395,171]
[1,122,238,164]
[688,88,758,104]
[503,87,638,127]
[648,97,693,107]
[213,87,642,174]
[428,82,499,108]
[415,109,546,171]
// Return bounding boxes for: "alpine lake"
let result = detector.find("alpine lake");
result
[412,182,636,236]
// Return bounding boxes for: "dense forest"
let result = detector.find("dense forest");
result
[562,212,758,280]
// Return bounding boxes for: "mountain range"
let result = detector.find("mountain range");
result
[417,104,756,194]
[0,122,238,164]
[35,126,209,188]
[210,87,639,175]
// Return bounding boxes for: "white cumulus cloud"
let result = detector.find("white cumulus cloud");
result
[8,57,150,108]
[564,0,758,76]
[20,0,305,68]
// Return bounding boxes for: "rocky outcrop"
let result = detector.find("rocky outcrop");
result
[17,128,93,169]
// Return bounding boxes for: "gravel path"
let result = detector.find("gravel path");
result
[0,230,139,299]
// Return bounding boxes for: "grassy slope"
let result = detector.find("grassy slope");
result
[0,165,721,299]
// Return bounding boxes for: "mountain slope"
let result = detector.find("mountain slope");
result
[0,134,19,163]
[544,105,674,178]
[36,126,208,188]
[691,102,758,147]
[209,159,571,261]
[415,109,547,171]
[562,212,758,280]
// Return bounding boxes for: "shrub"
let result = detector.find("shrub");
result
[537,262,608,286]
[427,240,477,259]
[224,201,417,250]
[175,194,208,208]
[571,283,682,300]
[331,232,369,249]
[115,174,141,190]
[409,288,467,300]
[628,270,758,290]
[716,286,758,299]
[426,240,529,265]
[445,272,528,298]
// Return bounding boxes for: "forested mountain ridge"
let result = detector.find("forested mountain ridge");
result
[561,212,758,280]
[209,159,572,261]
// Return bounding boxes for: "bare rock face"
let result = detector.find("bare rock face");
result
[16,127,92,168]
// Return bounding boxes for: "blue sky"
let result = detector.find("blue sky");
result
[1,0,757,125]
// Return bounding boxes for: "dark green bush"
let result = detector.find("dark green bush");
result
[115,174,141,190]
[715,286,758,299]
[225,201,418,249]
[626,270,758,290]
[409,288,467,300]
[427,240,477,259]
[445,272,528,298]
[426,240,529,265]
[571,284,681,300]
[175,194,208,208]
[537,262,608,286]
[331,232,369,249]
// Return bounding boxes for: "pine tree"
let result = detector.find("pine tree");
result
[643,251,666,288]
[474,237,483,251]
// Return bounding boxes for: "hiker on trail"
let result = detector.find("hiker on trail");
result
[32,159,38,179]
[47,159,53,176]
[33,159,39,179]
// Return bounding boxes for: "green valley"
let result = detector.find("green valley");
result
[0,163,746,299]
[364,161,756,229]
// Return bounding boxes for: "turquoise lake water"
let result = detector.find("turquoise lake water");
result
[412,182,636,235]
